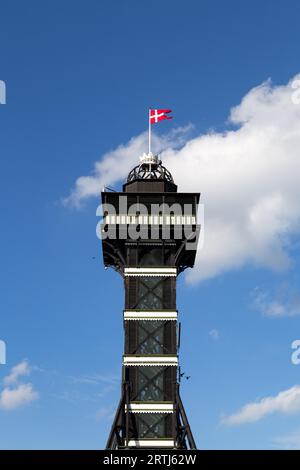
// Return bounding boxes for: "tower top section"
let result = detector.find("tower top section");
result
[124,152,177,193]
[139,151,161,166]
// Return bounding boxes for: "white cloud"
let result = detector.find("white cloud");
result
[0,383,39,411]
[0,360,39,411]
[65,74,300,283]
[3,359,30,386]
[252,285,300,317]
[63,125,193,208]
[222,385,300,426]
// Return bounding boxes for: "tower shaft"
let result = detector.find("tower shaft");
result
[101,157,200,449]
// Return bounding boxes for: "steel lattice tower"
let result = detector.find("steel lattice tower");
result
[101,153,200,449]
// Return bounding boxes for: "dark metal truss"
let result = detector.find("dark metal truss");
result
[134,277,165,310]
[127,163,174,184]
[133,321,171,355]
[105,382,197,450]
[132,366,166,401]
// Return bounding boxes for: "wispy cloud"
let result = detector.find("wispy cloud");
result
[221,385,300,426]
[273,428,300,450]
[65,74,300,283]
[3,359,31,386]
[0,360,39,411]
[252,284,300,317]
[95,406,115,422]
[68,373,119,386]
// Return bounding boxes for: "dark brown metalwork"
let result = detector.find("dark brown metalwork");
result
[101,159,200,449]
[127,162,174,183]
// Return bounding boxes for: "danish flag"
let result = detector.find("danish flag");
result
[150,109,173,124]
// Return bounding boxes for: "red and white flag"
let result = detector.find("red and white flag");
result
[149,109,173,124]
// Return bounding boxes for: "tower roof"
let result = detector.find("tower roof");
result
[124,152,177,192]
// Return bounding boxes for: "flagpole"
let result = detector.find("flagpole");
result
[148,108,151,154]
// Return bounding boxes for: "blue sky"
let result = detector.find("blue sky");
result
[1,0,300,449]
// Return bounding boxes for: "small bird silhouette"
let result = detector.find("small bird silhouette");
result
[186,376,191,380]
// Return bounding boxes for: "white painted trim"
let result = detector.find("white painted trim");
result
[124,267,177,277]
[105,215,196,226]
[128,439,175,448]
[123,355,178,366]
[125,403,174,413]
[124,311,177,321]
